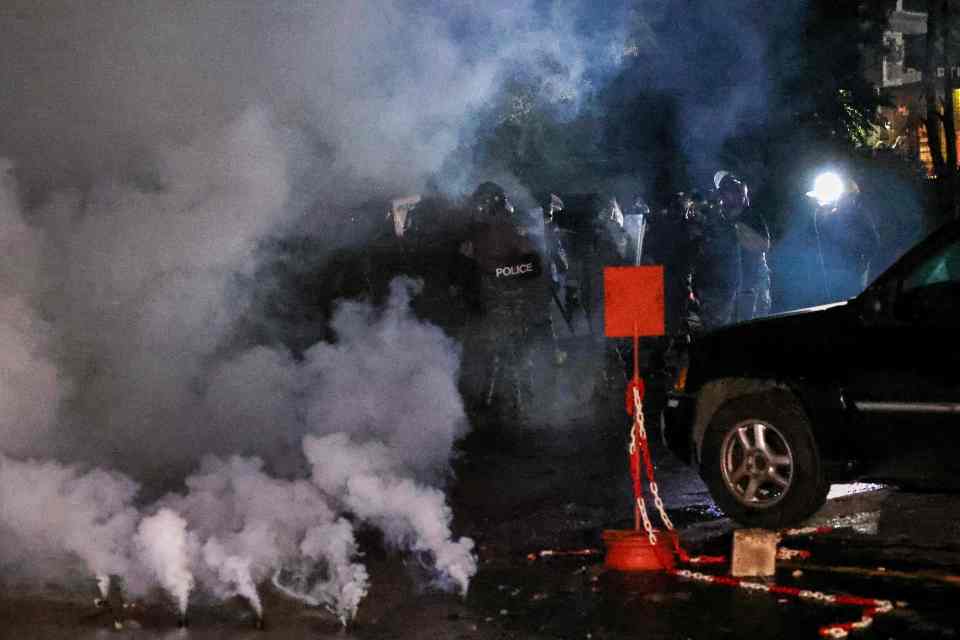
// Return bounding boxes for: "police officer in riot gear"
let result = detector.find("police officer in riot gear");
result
[541,193,574,340]
[687,173,770,331]
[458,182,550,423]
[592,197,630,389]
[557,194,628,336]
[718,174,771,322]
[644,193,699,335]
[543,193,569,280]
[599,197,629,264]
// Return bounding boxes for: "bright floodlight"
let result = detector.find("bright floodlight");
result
[807,172,845,206]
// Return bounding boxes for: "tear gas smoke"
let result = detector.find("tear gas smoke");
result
[136,509,195,616]
[40,108,292,475]
[0,1,629,203]
[0,162,65,459]
[96,574,111,600]
[0,454,140,587]
[297,518,370,625]
[0,0,636,624]
[201,540,262,619]
[0,269,471,621]
[300,278,468,480]
[0,0,629,468]
[160,455,369,623]
[304,433,477,595]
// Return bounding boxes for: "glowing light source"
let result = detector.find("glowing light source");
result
[806,172,845,206]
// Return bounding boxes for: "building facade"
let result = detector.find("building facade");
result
[875,0,960,176]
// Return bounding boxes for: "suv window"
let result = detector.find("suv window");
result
[896,236,960,327]
[903,238,960,291]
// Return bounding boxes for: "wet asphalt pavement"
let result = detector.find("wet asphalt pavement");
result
[2,391,959,640]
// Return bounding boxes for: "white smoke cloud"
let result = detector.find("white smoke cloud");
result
[136,509,195,616]
[30,109,292,475]
[0,0,632,624]
[0,2,625,201]
[0,166,66,458]
[297,518,369,625]
[0,96,481,632]
[304,433,476,596]
[201,539,262,618]
[202,346,303,465]
[0,454,140,587]
[0,298,66,458]
[0,148,474,617]
[159,455,369,623]
[301,277,468,479]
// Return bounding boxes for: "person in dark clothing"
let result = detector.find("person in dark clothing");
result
[688,204,739,330]
[541,193,571,332]
[397,194,474,333]
[688,174,770,331]
[556,194,628,336]
[812,181,880,302]
[458,182,549,420]
[643,193,698,335]
[543,194,569,271]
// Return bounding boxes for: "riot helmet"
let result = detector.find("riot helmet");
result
[543,193,564,224]
[471,181,515,217]
[717,174,750,212]
[631,196,650,218]
[599,197,624,229]
[713,170,730,190]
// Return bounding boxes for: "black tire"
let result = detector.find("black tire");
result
[700,390,829,528]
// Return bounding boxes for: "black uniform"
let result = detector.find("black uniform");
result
[555,194,627,336]
[690,209,739,330]
[813,198,880,302]
[734,207,772,322]
[542,195,570,324]
[643,197,698,335]
[458,214,548,417]
[688,204,770,331]
[685,173,771,331]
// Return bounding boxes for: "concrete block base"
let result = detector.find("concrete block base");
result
[731,528,778,577]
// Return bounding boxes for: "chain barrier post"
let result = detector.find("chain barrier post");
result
[602,266,672,571]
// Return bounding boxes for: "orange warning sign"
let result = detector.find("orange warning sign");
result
[603,266,664,337]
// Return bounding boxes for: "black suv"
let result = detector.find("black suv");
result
[662,219,960,527]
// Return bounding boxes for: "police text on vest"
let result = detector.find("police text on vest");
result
[495,263,534,278]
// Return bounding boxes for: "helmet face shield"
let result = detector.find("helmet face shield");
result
[471,181,514,217]
[601,198,624,228]
[546,193,564,221]
[632,197,650,217]
[713,170,730,190]
[718,175,749,210]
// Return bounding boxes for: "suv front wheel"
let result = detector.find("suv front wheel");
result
[700,391,829,528]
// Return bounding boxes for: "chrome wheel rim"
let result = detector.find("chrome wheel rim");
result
[720,420,794,508]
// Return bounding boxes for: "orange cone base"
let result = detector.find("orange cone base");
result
[602,529,677,572]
